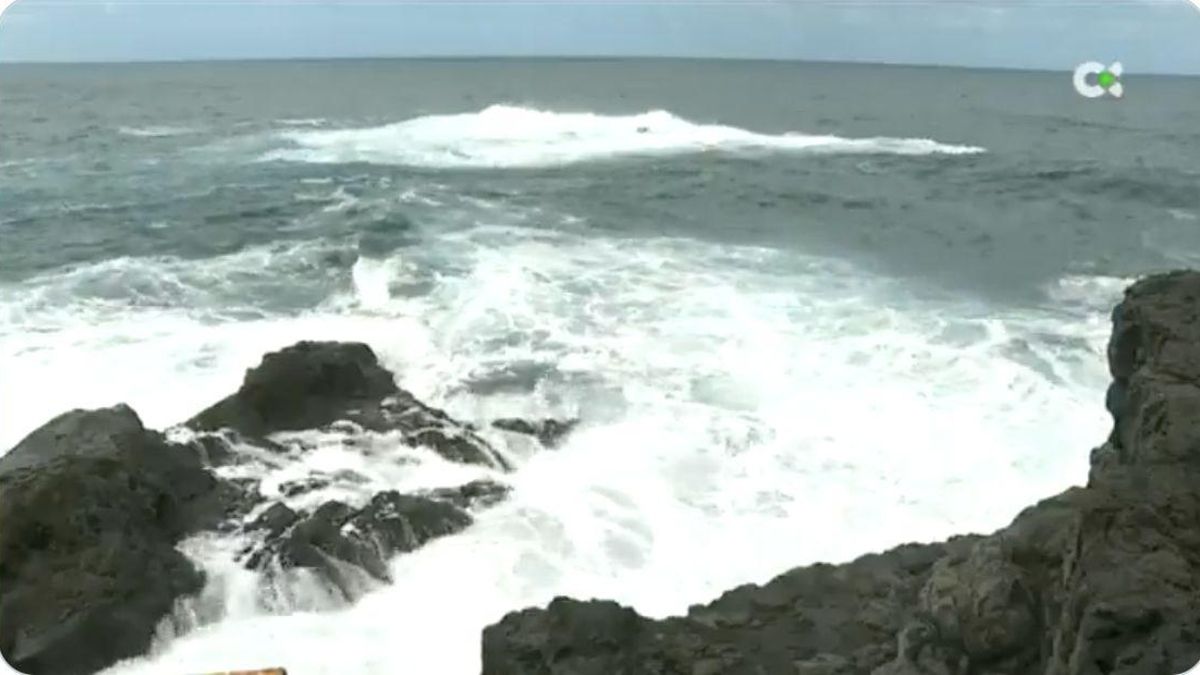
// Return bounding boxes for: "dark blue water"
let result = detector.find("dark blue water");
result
[2,60,1198,295]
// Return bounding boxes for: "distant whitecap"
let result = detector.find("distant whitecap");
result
[261,105,985,168]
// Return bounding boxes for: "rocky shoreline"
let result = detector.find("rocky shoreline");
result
[2,272,1199,674]
[0,341,570,674]
[482,271,1200,675]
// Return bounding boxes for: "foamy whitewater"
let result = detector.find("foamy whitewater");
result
[1,222,1116,674]
[263,105,985,169]
[4,58,1196,674]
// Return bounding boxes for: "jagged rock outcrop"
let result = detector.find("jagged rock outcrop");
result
[184,344,520,596]
[236,480,511,597]
[426,478,512,510]
[0,405,222,675]
[241,490,477,600]
[0,341,540,674]
[492,418,579,448]
[188,341,510,469]
[481,271,1200,675]
[482,542,976,675]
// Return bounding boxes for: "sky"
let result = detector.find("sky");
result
[0,0,1198,74]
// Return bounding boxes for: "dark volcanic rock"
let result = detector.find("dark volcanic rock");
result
[249,502,300,538]
[349,490,474,557]
[0,344,518,673]
[492,418,579,448]
[191,432,237,466]
[188,341,509,469]
[188,341,398,437]
[482,599,667,675]
[0,405,223,675]
[274,500,384,593]
[481,272,1200,675]
[426,479,512,510]
[213,476,265,533]
[187,430,291,467]
[245,490,475,600]
[278,475,334,498]
[277,469,370,498]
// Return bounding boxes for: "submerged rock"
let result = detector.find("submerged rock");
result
[0,405,223,675]
[349,491,474,558]
[277,475,334,498]
[481,272,1200,675]
[187,430,292,468]
[248,502,301,538]
[426,478,512,510]
[244,490,475,600]
[188,341,510,469]
[491,418,579,448]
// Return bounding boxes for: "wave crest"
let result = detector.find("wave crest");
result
[118,125,198,138]
[262,105,985,168]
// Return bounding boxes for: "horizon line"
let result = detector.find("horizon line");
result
[1,53,1199,77]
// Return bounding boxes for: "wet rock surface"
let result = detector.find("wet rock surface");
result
[0,341,535,674]
[0,405,223,675]
[188,341,398,436]
[242,491,476,600]
[481,272,1200,675]
[188,341,510,469]
[491,418,579,448]
[426,478,513,510]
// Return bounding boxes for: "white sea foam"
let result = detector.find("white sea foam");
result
[0,240,365,448]
[261,105,985,168]
[118,125,199,138]
[30,222,1113,672]
[1047,274,1135,306]
[277,118,330,128]
[3,221,1118,675]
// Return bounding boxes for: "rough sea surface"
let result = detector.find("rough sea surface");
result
[1,59,1198,674]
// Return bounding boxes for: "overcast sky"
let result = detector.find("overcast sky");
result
[0,0,1198,74]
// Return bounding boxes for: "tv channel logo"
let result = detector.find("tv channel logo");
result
[1074,62,1124,99]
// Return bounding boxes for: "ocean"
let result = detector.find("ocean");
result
[1,58,1198,674]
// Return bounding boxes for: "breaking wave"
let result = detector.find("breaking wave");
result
[261,105,985,168]
[118,125,199,138]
